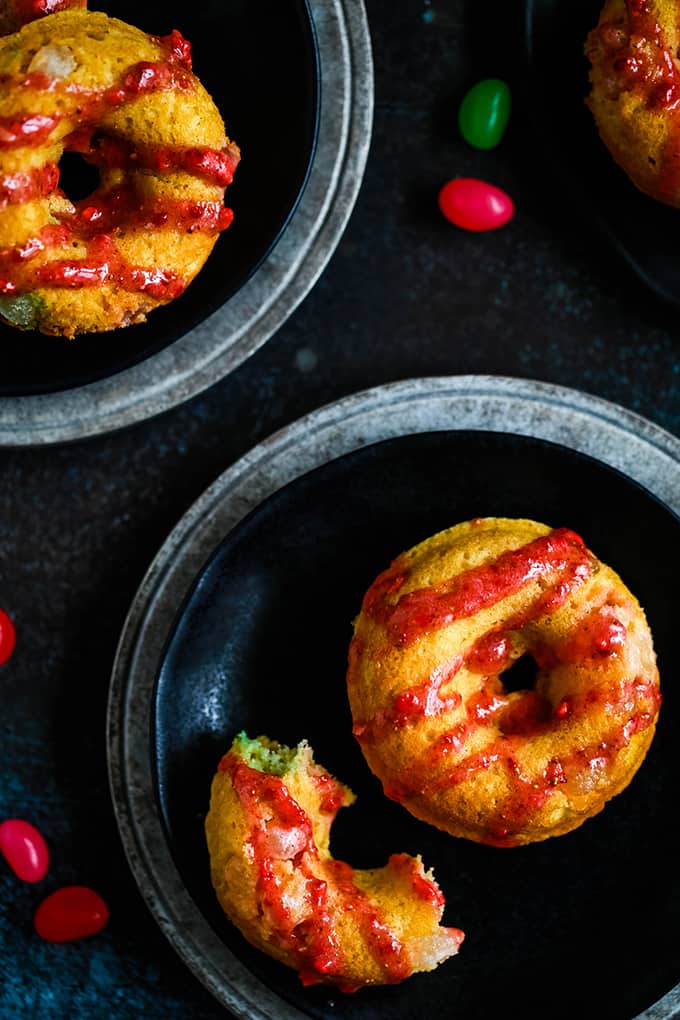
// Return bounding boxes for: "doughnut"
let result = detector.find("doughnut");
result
[347,518,661,848]
[0,9,239,337]
[585,0,680,206]
[205,733,464,991]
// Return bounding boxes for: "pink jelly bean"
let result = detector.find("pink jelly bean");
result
[0,608,16,666]
[34,885,110,942]
[438,177,514,231]
[0,819,49,882]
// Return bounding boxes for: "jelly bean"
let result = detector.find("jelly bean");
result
[0,608,15,666]
[438,178,514,232]
[0,819,49,882]
[34,885,110,942]
[458,78,511,150]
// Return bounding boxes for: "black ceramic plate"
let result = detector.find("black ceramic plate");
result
[525,0,680,306]
[153,429,679,1020]
[0,0,318,396]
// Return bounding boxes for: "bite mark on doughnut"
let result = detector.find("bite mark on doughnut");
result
[205,734,464,991]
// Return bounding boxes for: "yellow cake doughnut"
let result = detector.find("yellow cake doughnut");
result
[347,518,661,847]
[0,9,239,336]
[205,734,464,991]
[586,0,680,206]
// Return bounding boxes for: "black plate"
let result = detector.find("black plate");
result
[154,430,679,1020]
[525,0,680,306]
[0,0,319,396]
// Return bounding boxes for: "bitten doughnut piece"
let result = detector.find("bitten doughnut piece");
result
[347,518,661,847]
[205,734,464,991]
[585,0,680,206]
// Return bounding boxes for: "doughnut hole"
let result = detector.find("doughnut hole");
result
[501,653,537,694]
[57,150,100,202]
[497,654,553,736]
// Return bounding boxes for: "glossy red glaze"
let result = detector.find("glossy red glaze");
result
[0,608,16,665]
[0,26,236,300]
[0,163,59,209]
[0,819,49,881]
[393,657,464,722]
[592,0,680,110]
[466,631,513,674]
[388,669,661,846]
[10,0,86,30]
[0,113,60,147]
[534,603,627,668]
[1,41,192,141]
[223,753,421,987]
[83,135,239,187]
[34,885,109,942]
[312,771,348,814]
[353,527,660,844]
[387,853,443,908]
[367,528,590,646]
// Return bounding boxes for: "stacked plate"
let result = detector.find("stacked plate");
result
[108,376,680,1020]
[0,0,373,445]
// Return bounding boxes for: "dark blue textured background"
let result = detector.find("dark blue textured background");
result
[1,1,678,1018]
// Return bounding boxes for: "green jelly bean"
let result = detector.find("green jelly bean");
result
[458,78,511,150]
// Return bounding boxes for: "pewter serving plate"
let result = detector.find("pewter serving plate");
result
[0,0,373,445]
[108,376,680,1020]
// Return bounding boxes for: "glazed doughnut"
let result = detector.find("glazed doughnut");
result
[0,9,239,336]
[586,0,680,206]
[347,518,661,847]
[205,734,464,991]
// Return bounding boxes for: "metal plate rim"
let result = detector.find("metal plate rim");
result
[107,374,680,1020]
[0,0,374,447]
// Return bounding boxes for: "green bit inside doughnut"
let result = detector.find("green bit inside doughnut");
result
[0,293,46,330]
[231,732,305,776]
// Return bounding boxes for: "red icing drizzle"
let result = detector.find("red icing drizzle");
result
[0,162,59,209]
[590,0,680,110]
[352,529,661,844]
[79,133,239,188]
[221,753,423,988]
[0,29,237,300]
[9,0,86,30]
[352,528,594,742]
[393,656,464,723]
[534,603,627,669]
[0,34,194,152]
[369,528,590,647]
[0,114,60,147]
[588,0,680,197]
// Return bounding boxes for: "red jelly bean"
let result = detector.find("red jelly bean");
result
[0,608,16,665]
[34,885,110,942]
[0,819,49,882]
[438,177,514,231]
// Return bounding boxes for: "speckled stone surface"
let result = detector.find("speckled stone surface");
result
[1,2,679,1019]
